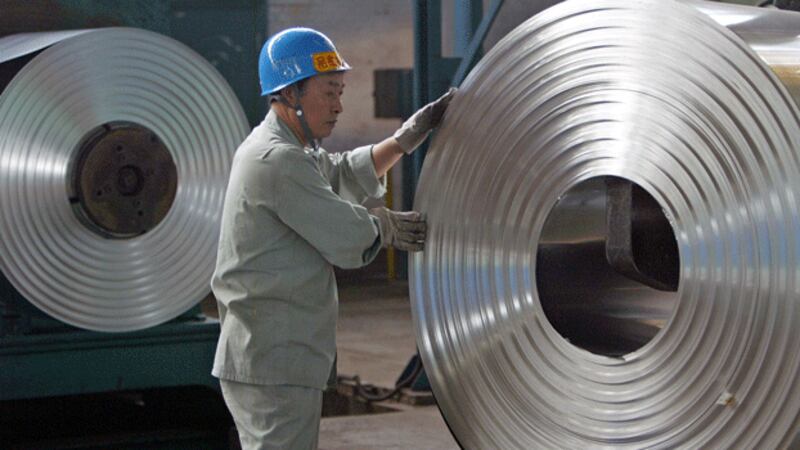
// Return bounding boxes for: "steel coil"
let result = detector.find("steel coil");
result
[412,0,800,447]
[0,28,248,332]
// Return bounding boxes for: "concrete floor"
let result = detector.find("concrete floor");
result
[322,280,459,450]
[320,406,459,450]
[335,280,417,387]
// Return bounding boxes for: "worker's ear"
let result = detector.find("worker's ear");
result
[280,86,298,105]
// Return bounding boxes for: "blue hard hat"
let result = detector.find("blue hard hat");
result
[258,27,351,96]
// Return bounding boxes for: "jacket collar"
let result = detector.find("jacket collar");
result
[265,108,314,151]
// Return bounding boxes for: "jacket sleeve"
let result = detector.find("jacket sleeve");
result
[274,147,382,269]
[316,145,387,204]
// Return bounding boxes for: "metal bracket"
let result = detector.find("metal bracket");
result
[605,178,679,292]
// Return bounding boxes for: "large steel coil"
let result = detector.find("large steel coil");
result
[0,29,247,332]
[411,0,800,447]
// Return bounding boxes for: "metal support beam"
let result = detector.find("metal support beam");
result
[406,0,484,210]
[408,0,445,200]
[452,0,505,87]
[454,0,483,57]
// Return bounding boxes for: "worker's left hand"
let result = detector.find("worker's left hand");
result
[370,207,427,252]
[393,88,456,154]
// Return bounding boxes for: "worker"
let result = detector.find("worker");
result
[210,27,454,449]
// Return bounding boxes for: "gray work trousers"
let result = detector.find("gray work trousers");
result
[220,379,323,450]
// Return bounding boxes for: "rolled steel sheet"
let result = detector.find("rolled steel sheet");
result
[0,28,248,332]
[411,0,800,447]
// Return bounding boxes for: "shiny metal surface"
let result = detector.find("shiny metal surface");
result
[0,28,248,332]
[411,0,800,447]
[691,0,800,104]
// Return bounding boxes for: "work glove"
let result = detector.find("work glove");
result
[393,87,457,153]
[370,207,427,252]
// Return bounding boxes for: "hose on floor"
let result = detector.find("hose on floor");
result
[340,354,423,403]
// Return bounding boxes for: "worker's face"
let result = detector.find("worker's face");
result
[298,72,345,139]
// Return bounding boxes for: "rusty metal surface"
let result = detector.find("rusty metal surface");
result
[605,178,680,292]
[0,0,168,38]
[70,124,177,238]
[0,1,71,37]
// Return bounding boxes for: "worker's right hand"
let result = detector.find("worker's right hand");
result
[370,207,427,252]
[393,88,456,154]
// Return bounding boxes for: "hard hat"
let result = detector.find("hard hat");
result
[258,27,351,96]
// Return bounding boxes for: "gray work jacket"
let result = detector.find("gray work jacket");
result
[211,109,384,389]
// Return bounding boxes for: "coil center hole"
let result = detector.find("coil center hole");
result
[536,176,679,357]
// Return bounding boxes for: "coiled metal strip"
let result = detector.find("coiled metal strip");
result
[412,0,800,447]
[0,28,248,332]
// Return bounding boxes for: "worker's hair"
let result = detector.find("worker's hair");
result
[269,78,309,104]
[294,78,309,95]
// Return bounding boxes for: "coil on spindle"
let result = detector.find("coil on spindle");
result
[0,29,247,332]
[412,0,800,447]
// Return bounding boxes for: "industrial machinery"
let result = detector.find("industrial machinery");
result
[11,0,800,448]
[411,0,800,447]
[0,3,265,447]
[0,24,246,385]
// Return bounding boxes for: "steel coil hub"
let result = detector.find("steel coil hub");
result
[70,123,177,238]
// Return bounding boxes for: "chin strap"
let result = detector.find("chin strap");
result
[279,85,318,150]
